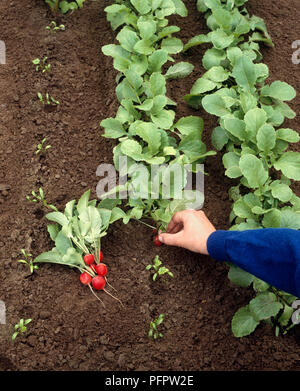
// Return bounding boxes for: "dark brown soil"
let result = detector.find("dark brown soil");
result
[0,0,299,371]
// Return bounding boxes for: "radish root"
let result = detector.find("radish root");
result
[104,288,124,308]
[88,284,106,308]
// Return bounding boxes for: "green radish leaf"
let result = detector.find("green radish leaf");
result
[210,29,234,50]
[47,224,60,242]
[77,190,91,215]
[249,292,283,321]
[62,247,84,267]
[134,39,154,55]
[202,94,230,117]
[244,108,267,141]
[120,139,143,160]
[261,81,296,101]
[161,37,183,54]
[274,152,300,181]
[278,305,293,326]
[232,305,260,338]
[130,0,151,14]
[117,27,139,52]
[137,17,156,40]
[256,124,276,152]
[135,122,161,154]
[79,206,102,237]
[55,231,73,255]
[165,62,194,80]
[136,99,153,111]
[202,48,226,70]
[151,109,175,129]
[149,72,167,97]
[204,66,230,83]
[191,78,218,95]
[151,95,167,114]
[262,209,281,228]
[232,56,256,92]
[239,154,268,188]
[253,278,270,293]
[110,207,128,224]
[172,0,188,17]
[148,50,168,73]
[276,128,300,143]
[35,248,82,267]
[223,117,247,141]
[183,34,211,52]
[228,264,254,287]
[270,181,293,203]
[64,200,76,220]
[233,198,254,219]
[158,26,180,39]
[46,211,69,227]
[211,126,229,150]
[174,116,204,136]
[101,118,126,139]
[280,209,300,230]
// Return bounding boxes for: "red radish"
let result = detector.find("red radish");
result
[99,251,103,262]
[80,272,92,285]
[95,263,107,277]
[84,254,95,265]
[92,276,106,290]
[153,235,162,247]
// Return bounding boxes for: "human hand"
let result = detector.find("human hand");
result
[158,210,216,255]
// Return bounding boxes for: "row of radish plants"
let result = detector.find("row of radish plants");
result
[183,0,300,337]
[33,0,300,338]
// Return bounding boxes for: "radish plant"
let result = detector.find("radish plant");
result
[37,92,60,106]
[26,188,58,211]
[45,0,86,14]
[32,57,51,73]
[146,255,174,281]
[12,319,32,342]
[34,190,128,306]
[185,0,300,337]
[36,138,52,155]
[46,21,66,32]
[148,313,165,339]
[17,249,39,275]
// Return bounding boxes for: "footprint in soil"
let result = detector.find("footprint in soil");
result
[0,355,17,371]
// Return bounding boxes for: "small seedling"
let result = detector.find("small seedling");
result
[26,187,58,211]
[12,319,32,341]
[32,57,51,73]
[17,249,39,275]
[46,21,66,32]
[37,92,60,106]
[148,314,164,339]
[36,138,52,155]
[146,255,174,281]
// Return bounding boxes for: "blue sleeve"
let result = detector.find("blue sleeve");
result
[207,228,300,298]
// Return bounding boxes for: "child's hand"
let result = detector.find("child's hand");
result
[159,210,216,255]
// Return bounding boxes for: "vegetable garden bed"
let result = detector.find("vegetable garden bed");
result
[0,0,300,371]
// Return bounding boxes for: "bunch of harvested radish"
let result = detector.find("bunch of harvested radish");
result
[79,251,121,307]
[34,190,124,308]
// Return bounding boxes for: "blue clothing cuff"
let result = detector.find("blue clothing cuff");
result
[207,230,230,262]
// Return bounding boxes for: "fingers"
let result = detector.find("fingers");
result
[159,231,185,247]
[166,210,193,233]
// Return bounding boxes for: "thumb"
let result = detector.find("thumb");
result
[159,232,184,247]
